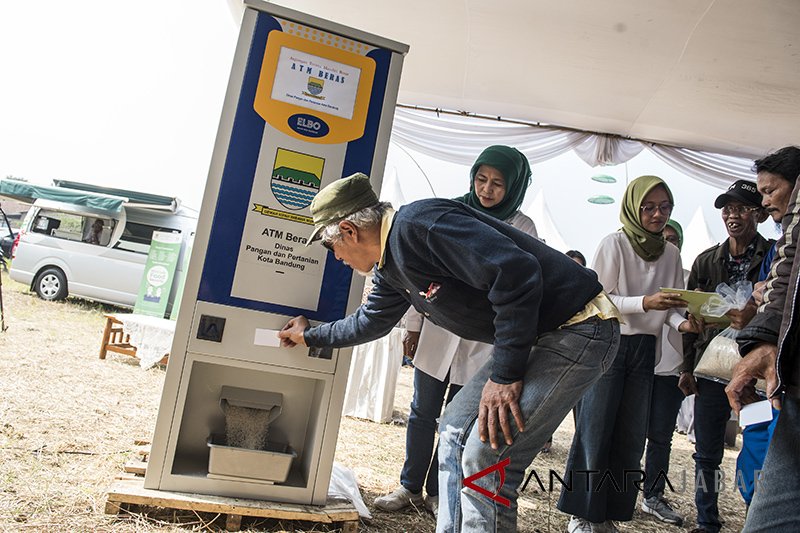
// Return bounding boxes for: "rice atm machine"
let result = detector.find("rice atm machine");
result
[144,1,407,505]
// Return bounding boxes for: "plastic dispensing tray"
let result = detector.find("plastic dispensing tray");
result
[208,386,294,483]
[206,434,297,484]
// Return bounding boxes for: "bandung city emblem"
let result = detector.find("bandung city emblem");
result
[270,148,324,211]
[307,76,324,97]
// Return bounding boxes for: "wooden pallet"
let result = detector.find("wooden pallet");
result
[106,440,360,532]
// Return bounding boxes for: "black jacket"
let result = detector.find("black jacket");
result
[306,199,603,383]
[682,234,773,372]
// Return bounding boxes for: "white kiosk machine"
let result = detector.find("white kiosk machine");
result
[144,1,407,505]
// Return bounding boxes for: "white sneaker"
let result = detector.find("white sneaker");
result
[424,494,438,516]
[567,516,594,533]
[373,486,424,511]
[641,495,685,525]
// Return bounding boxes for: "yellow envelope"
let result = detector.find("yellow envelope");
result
[660,288,731,325]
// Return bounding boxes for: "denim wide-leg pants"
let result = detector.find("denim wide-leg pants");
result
[436,316,620,533]
[557,333,656,523]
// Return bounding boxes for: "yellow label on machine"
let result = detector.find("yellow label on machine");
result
[254,30,376,144]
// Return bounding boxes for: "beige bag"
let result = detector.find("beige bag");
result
[694,328,766,392]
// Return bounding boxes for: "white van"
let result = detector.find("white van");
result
[10,198,196,308]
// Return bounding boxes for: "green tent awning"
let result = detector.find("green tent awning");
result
[52,180,179,211]
[0,179,125,212]
[0,179,181,213]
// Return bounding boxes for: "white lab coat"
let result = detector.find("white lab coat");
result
[405,211,538,385]
[655,325,684,376]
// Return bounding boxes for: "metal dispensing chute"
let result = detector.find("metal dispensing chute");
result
[143,1,407,505]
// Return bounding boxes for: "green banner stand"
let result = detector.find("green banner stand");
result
[134,231,182,318]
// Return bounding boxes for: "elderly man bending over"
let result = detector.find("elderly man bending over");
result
[279,173,621,533]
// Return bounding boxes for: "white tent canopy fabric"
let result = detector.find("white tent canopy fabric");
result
[682,206,719,268]
[524,191,570,253]
[391,108,756,189]
[378,166,407,206]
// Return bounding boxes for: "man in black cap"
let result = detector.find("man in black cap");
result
[678,179,772,533]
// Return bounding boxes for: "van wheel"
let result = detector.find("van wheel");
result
[35,268,68,301]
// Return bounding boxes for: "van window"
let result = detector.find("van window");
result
[32,210,116,247]
[113,221,180,254]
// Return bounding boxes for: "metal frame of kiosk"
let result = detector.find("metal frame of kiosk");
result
[144,0,407,505]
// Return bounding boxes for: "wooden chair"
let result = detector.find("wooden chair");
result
[99,314,138,359]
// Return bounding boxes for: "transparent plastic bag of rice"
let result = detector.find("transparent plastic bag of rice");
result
[694,327,766,392]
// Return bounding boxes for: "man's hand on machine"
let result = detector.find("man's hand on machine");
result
[479,379,525,449]
[278,316,310,347]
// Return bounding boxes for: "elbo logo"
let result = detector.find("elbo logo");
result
[288,113,330,138]
[462,457,511,507]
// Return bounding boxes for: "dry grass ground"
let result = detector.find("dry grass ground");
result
[0,271,747,532]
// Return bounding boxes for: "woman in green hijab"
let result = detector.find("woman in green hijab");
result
[385,146,538,517]
[664,219,684,250]
[457,145,537,231]
[618,174,675,261]
[558,176,701,532]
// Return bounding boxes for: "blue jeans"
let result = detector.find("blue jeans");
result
[557,334,656,523]
[401,368,461,496]
[744,395,800,532]
[436,316,620,533]
[644,374,685,499]
[693,378,732,533]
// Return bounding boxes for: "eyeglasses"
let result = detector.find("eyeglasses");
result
[665,235,681,246]
[322,239,335,252]
[721,205,761,216]
[640,202,674,216]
